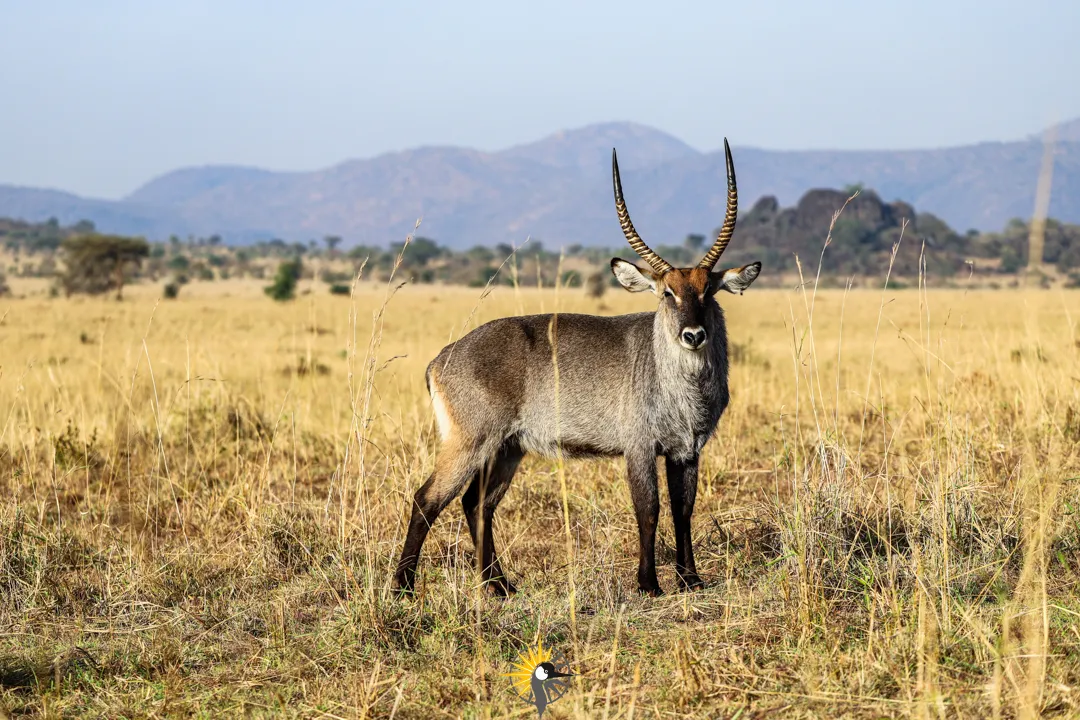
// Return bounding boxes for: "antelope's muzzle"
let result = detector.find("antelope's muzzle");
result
[680,326,707,350]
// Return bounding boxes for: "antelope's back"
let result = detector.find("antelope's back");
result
[427,312,655,457]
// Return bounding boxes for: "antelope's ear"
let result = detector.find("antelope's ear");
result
[610,258,657,293]
[710,261,762,295]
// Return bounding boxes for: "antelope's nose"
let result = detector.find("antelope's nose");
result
[681,326,706,349]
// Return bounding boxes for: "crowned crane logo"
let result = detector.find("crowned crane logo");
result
[504,637,576,718]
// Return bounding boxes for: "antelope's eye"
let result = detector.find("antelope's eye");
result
[663,288,675,299]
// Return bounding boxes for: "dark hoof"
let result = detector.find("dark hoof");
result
[676,574,705,591]
[638,584,664,598]
[484,577,518,598]
[391,570,416,597]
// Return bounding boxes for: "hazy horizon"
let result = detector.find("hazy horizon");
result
[2,1,1078,199]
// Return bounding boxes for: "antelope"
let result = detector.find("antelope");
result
[392,139,761,597]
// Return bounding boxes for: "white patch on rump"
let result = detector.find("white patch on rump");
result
[430,374,454,441]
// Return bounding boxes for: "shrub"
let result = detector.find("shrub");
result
[318,268,352,284]
[167,255,190,272]
[329,283,350,296]
[163,282,180,299]
[265,258,303,301]
[468,267,499,288]
[1000,245,1024,274]
[585,270,607,299]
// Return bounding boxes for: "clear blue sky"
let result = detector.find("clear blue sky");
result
[1,0,1077,199]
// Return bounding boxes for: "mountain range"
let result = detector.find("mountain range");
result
[2,118,1078,249]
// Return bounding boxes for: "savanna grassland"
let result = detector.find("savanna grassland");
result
[1,268,1079,718]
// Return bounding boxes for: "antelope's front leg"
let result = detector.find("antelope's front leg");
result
[626,450,662,596]
[665,455,704,590]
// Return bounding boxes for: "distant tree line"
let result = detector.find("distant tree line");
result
[3,184,1080,300]
[703,189,1080,282]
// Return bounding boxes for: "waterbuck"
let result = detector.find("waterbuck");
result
[392,139,761,597]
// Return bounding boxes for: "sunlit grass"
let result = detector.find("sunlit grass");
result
[0,270,1078,717]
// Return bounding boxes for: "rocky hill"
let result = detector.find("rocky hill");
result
[1,120,1077,248]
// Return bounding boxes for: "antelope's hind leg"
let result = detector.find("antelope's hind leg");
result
[392,438,491,595]
[461,441,524,597]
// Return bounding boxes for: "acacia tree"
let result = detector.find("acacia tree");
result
[684,233,706,251]
[59,235,150,300]
[323,235,342,258]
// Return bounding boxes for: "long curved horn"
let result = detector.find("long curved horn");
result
[698,137,738,270]
[612,148,673,275]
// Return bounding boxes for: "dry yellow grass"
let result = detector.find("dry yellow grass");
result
[1,271,1078,718]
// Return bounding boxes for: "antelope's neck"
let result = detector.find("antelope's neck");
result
[647,309,728,460]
